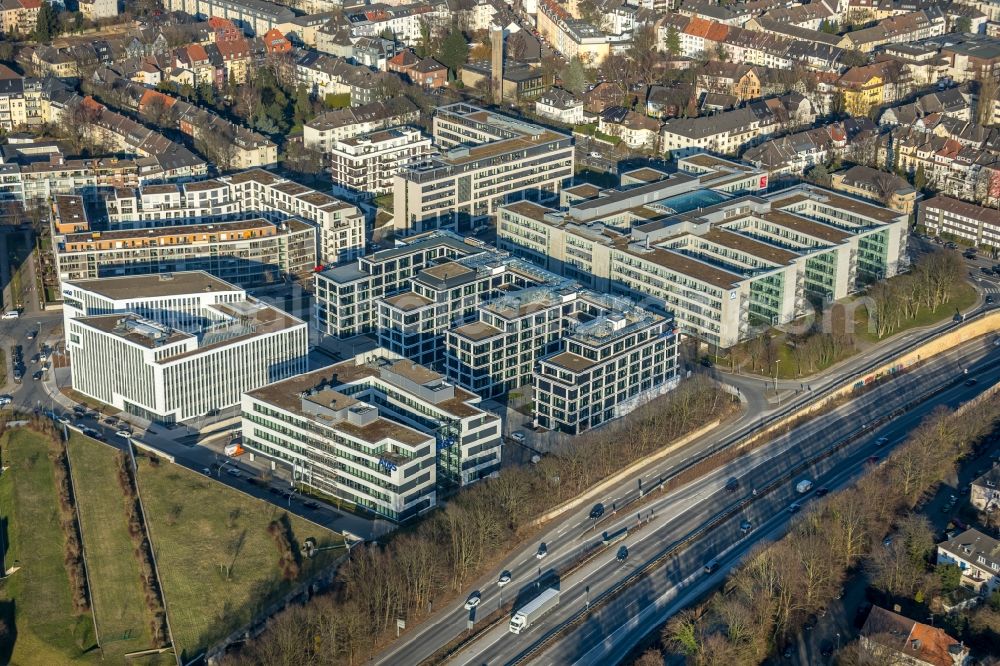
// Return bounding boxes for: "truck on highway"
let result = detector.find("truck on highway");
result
[602,527,628,547]
[796,479,813,494]
[224,442,245,456]
[509,587,560,634]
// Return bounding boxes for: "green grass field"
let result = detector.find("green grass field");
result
[66,434,157,662]
[134,455,345,661]
[0,428,97,665]
[855,279,979,344]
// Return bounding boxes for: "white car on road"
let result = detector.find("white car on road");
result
[115,430,132,439]
[463,593,481,610]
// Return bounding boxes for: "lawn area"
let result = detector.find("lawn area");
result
[58,388,116,414]
[66,434,158,662]
[855,279,978,344]
[0,428,97,664]
[135,454,345,662]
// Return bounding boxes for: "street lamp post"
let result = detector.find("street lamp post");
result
[774,359,782,406]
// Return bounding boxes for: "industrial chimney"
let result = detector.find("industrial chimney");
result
[490,23,504,103]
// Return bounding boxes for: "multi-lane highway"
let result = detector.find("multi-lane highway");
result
[444,337,999,666]
[373,302,994,666]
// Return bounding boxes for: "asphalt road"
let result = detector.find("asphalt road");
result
[1,309,61,403]
[504,340,1000,666]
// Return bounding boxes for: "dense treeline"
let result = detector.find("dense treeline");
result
[227,378,737,665]
[657,391,1000,665]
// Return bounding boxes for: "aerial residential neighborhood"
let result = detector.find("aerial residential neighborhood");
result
[1,0,1000,664]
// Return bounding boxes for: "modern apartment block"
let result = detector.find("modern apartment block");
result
[328,127,433,199]
[103,169,366,264]
[62,271,308,423]
[919,196,1000,249]
[532,297,677,434]
[51,195,316,287]
[0,140,142,204]
[315,231,487,340]
[314,230,680,431]
[497,153,908,347]
[304,98,420,152]
[241,349,502,522]
[392,103,574,234]
[446,288,678,419]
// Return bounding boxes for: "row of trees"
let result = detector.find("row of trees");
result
[659,391,1000,665]
[225,378,737,665]
[866,249,965,339]
[731,249,965,377]
[48,425,92,615]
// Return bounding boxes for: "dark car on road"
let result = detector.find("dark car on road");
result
[725,477,739,493]
[589,503,605,519]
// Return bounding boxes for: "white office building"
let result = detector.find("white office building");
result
[533,299,678,434]
[315,231,487,340]
[241,349,502,522]
[62,271,308,423]
[497,154,908,347]
[328,127,433,199]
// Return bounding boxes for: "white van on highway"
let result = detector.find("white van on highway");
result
[1,310,19,319]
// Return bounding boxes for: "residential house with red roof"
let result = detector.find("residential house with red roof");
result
[262,28,292,55]
[214,30,252,84]
[175,43,218,86]
[860,605,970,666]
[208,16,243,43]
